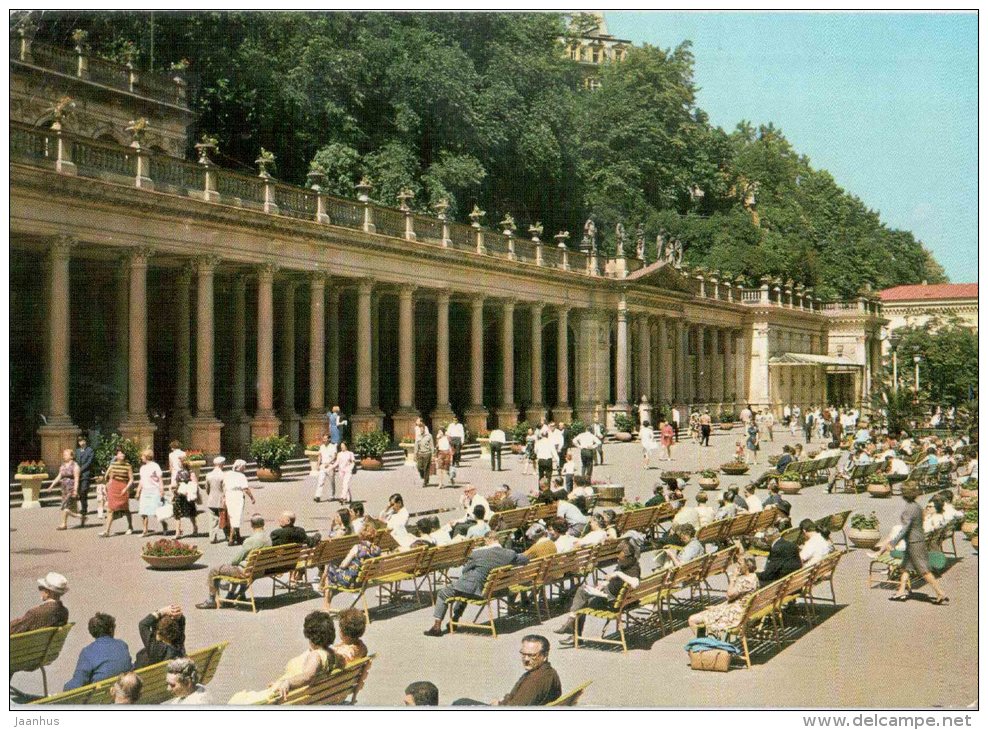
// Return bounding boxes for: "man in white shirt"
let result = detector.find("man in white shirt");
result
[488,428,506,471]
[572,426,603,479]
[458,484,490,522]
[672,500,700,531]
[446,417,466,468]
[548,518,578,553]
[695,492,716,527]
[798,519,832,566]
[548,424,566,474]
[534,433,559,483]
[556,500,589,537]
[671,406,682,442]
[313,433,337,503]
[590,415,606,465]
[744,486,763,513]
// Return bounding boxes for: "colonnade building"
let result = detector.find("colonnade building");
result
[9,35,887,470]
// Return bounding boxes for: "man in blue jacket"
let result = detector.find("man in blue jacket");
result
[424,532,528,637]
[64,613,132,690]
[75,434,94,517]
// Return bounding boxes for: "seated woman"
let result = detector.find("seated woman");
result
[688,555,759,637]
[923,497,947,532]
[333,608,369,666]
[229,611,341,704]
[135,605,186,669]
[324,523,382,592]
[328,509,353,539]
[574,513,608,547]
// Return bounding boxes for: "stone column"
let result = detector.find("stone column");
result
[392,284,419,442]
[574,309,610,424]
[675,319,688,405]
[695,324,708,405]
[188,256,224,453]
[747,323,770,410]
[38,236,79,471]
[325,285,340,409]
[276,280,299,442]
[498,299,517,429]
[250,264,281,439]
[301,273,327,445]
[371,291,380,412]
[464,295,489,435]
[636,314,651,408]
[657,316,671,407]
[735,329,748,406]
[352,279,383,434]
[225,274,250,456]
[111,262,130,430]
[118,248,157,449]
[431,290,456,427]
[723,328,735,406]
[170,265,192,444]
[528,303,545,423]
[608,294,631,428]
[710,326,723,408]
[555,306,571,422]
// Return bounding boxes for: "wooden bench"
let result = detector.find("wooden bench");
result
[412,539,478,602]
[841,462,883,493]
[573,567,669,653]
[301,534,361,586]
[547,680,592,706]
[32,641,228,705]
[612,506,660,535]
[215,543,306,612]
[538,546,596,613]
[489,504,536,532]
[256,655,374,705]
[10,623,74,696]
[589,538,627,579]
[718,577,789,668]
[324,546,427,622]
[868,526,953,589]
[449,558,549,637]
[815,510,852,550]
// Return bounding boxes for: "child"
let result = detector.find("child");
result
[734,440,745,462]
[561,452,576,492]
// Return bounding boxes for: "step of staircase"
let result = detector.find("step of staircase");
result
[8,443,484,509]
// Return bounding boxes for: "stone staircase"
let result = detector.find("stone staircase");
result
[8,443,482,509]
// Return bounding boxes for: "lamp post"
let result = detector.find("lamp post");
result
[913,354,921,393]
[887,333,901,392]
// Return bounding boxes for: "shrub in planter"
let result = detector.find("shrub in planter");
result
[141,538,202,569]
[961,509,978,538]
[720,460,750,476]
[698,469,720,490]
[511,421,532,444]
[613,413,634,441]
[354,430,390,470]
[959,478,979,499]
[848,512,881,548]
[778,471,802,494]
[249,435,295,480]
[569,419,587,437]
[93,433,142,476]
[16,460,47,475]
[866,472,892,498]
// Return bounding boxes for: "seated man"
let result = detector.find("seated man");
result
[752,446,795,488]
[655,523,704,569]
[644,483,666,507]
[424,532,529,637]
[109,672,143,705]
[450,485,491,537]
[163,657,211,705]
[743,485,763,513]
[569,475,595,500]
[404,681,439,706]
[547,517,578,553]
[10,572,69,634]
[523,524,558,559]
[695,492,716,527]
[557,539,641,645]
[453,635,561,706]
[197,514,271,608]
[556,498,590,537]
[465,505,491,539]
[271,510,317,547]
[672,497,701,531]
[757,528,802,585]
[761,483,784,509]
[64,612,132,690]
[488,485,517,513]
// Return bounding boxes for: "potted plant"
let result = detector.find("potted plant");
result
[959,478,978,500]
[720,459,750,476]
[354,430,390,471]
[510,421,531,454]
[866,472,892,498]
[613,413,634,442]
[848,512,882,549]
[961,509,978,539]
[718,410,736,430]
[304,441,322,475]
[185,449,206,480]
[248,435,295,481]
[15,460,47,509]
[141,538,202,570]
[697,469,720,490]
[778,470,802,495]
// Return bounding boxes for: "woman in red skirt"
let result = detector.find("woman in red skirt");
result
[99,449,134,536]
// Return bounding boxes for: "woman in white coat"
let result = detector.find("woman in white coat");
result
[640,420,659,469]
[222,459,256,546]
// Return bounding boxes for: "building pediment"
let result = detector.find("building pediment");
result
[623,261,694,294]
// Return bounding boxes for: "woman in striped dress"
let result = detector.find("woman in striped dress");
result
[99,449,134,537]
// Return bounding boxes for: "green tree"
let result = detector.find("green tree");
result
[887,317,978,406]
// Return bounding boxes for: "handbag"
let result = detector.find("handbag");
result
[156,499,174,522]
[689,649,732,672]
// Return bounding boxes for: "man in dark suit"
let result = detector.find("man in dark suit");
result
[757,528,802,586]
[424,532,528,636]
[75,434,94,517]
[270,511,318,547]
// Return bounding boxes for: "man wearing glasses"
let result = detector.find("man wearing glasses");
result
[453,635,561,705]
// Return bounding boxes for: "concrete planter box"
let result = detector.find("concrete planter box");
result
[848,527,881,549]
[16,473,46,509]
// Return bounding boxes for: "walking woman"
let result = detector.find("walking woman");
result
[745,422,760,465]
[332,442,356,503]
[887,486,949,604]
[99,449,134,537]
[172,457,200,539]
[222,459,256,546]
[435,428,453,488]
[135,448,168,537]
[56,448,85,530]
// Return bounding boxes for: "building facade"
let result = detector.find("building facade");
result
[9,36,887,473]
[878,283,978,335]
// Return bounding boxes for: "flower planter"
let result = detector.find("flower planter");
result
[718,423,734,431]
[614,432,633,443]
[720,464,750,476]
[847,527,882,549]
[15,473,46,509]
[359,457,383,471]
[961,521,978,538]
[698,477,720,490]
[779,480,802,495]
[141,552,202,570]
[867,483,892,498]
[304,450,320,475]
[256,466,281,482]
[595,484,624,506]
[958,487,979,500]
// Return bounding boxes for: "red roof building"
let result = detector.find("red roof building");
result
[878,282,978,333]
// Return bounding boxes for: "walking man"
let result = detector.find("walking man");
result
[488,427,506,471]
[447,416,465,468]
[572,426,602,479]
[75,434,94,517]
[591,414,605,465]
[313,433,337,502]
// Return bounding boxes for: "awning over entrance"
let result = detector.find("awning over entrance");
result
[769,353,862,371]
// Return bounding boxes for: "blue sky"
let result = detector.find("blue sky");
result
[605,11,977,283]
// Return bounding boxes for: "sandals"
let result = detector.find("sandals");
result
[889,593,909,602]
[97,531,110,538]
[56,526,67,531]
[932,596,950,605]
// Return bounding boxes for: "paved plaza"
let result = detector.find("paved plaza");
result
[9,430,978,708]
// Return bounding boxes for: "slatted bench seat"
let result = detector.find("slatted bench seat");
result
[868,526,953,589]
[572,567,669,653]
[255,655,374,705]
[215,543,306,612]
[449,558,549,637]
[324,546,427,622]
[548,680,592,706]
[10,623,74,696]
[412,539,478,602]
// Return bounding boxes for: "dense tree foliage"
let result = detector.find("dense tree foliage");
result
[23,10,946,295]
[885,317,978,407]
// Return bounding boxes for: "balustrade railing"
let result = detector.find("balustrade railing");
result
[326,197,362,228]
[149,154,204,193]
[28,42,76,76]
[72,137,136,179]
[215,170,264,205]
[449,222,474,251]
[373,205,405,239]
[10,123,52,162]
[413,215,443,243]
[274,183,316,220]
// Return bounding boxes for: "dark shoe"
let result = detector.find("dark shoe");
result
[313,497,321,503]
[554,619,575,635]
[196,600,217,610]
[558,635,575,647]
[423,627,445,637]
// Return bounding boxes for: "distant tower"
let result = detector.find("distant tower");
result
[562,11,632,90]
